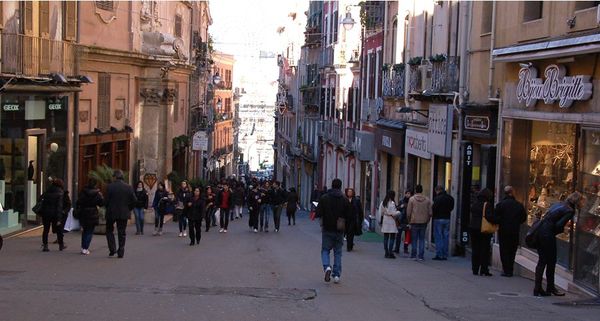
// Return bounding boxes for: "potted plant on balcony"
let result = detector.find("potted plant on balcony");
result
[407,56,422,66]
[392,63,405,72]
[382,63,391,72]
[429,54,447,63]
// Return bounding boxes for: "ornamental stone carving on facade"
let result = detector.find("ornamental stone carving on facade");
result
[140,88,162,105]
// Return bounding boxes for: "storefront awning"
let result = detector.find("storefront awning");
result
[376,118,406,130]
[4,84,82,93]
[493,34,600,62]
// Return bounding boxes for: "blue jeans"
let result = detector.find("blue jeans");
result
[383,233,396,256]
[434,219,450,258]
[321,231,344,277]
[410,223,427,259]
[81,225,95,250]
[259,204,272,229]
[133,208,145,233]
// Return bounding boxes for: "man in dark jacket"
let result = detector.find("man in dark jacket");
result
[105,170,137,258]
[270,181,287,233]
[315,178,350,284]
[432,186,455,260]
[494,185,527,277]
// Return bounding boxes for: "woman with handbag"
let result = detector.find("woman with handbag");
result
[379,190,401,259]
[469,188,496,276]
[39,179,67,252]
[533,192,585,296]
[76,178,104,255]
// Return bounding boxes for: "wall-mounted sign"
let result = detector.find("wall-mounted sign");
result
[464,115,490,131]
[192,131,208,151]
[428,104,453,157]
[382,135,392,148]
[47,97,66,111]
[406,129,430,159]
[517,64,592,108]
[2,102,21,112]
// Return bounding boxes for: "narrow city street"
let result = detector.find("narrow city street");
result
[1,212,596,321]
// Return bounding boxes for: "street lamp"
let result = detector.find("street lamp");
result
[341,6,358,31]
[213,72,221,84]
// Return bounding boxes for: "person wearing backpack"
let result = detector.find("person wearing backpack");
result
[315,178,351,284]
[533,192,585,297]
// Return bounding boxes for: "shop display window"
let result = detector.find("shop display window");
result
[574,129,600,292]
[527,121,576,267]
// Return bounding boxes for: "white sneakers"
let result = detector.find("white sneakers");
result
[324,266,332,282]
[253,228,258,233]
[183,232,187,237]
[333,276,340,284]
[81,249,90,255]
[178,232,183,237]
[219,228,224,233]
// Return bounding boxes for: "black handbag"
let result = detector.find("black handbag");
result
[32,198,44,216]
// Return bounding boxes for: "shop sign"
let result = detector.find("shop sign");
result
[460,142,474,245]
[406,129,430,159]
[382,135,392,148]
[464,115,490,132]
[428,104,453,157]
[375,127,403,157]
[2,102,21,112]
[517,64,592,109]
[192,131,208,151]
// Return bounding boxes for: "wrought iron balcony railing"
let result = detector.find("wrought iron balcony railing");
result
[382,68,405,98]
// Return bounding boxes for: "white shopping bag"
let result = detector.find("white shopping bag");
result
[362,218,370,232]
[214,208,221,223]
[63,208,80,232]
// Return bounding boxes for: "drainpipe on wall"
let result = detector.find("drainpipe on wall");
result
[487,1,496,100]
[72,0,81,204]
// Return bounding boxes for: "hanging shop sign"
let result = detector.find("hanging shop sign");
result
[460,142,474,245]
[464,115,490,132]
[428,104,453,157]
[192,131,208,151]
[375,127,404,157]
[517,64,592,109]
[405,129,430,159]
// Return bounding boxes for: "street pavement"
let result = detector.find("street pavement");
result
[1,210,598,321]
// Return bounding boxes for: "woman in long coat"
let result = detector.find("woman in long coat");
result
[76,178,104,255]
[469,188,495,276]
[379,190,400,259]
[345,188,364,252]
[286,188,299,226]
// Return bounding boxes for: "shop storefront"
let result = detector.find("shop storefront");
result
[497,55,600,293]
[0,95,72,235]
[405,127,432,197]
[375,119,405,198]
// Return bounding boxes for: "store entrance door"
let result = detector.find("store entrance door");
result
[25,129,46,222]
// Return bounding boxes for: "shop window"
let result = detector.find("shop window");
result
[523,1,543,22]
[575,1,600,11]
[574,128,600,292]
[481,1,493,34]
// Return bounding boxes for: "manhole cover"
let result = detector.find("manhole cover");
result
[554,299,600,307]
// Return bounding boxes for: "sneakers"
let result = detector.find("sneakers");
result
[81,249,90,255]
[219,229,224,233]
[324,266,332,282]
[158,229,163,236]
[333,276,340,284]
[42,245,49,252]
[183,232,187,237]
[224,229,228,233]
[178,232,183,237]
[153,229,158,236]
[253,228,258,233]
[275,229,279,233]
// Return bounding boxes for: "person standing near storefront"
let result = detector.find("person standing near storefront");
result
[407,185,432,261]
[133,181,149,235]
[380,190,401,259]
[494,186,527,277]
[394,190,412,256]
[533,192,586,297]
[105,170,137,258]
[76,178,104,255]
[432,186,455,261]
[286,187,299,226]
[40,179,67,252]
[469,188,495,276]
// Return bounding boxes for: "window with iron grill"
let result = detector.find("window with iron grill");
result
[96,1,114,11]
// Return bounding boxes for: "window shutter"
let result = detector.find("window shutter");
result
[24,1,33,35]
[0,2,4,28]
[98,73,111,130]
[175,15,182,37]
[64,1,77,41]
[39,1,49,37]
[96,1,114,11]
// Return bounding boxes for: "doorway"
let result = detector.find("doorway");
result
[25,129,46,221]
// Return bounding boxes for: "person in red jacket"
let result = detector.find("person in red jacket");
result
[218,183,233,233]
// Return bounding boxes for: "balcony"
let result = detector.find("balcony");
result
[430,56,459,93]
[346,127,356,151]
[332,123,343,146]
[1,33,79,77]
[382,68,405,98]
[304,25,322,47]
[215,81,233,90]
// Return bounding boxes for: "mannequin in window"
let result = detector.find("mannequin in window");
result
[28,160,35,181]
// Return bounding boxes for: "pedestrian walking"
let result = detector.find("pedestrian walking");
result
[271,181,286,232]
[248,184,261,232]
[469,188,495,276]
[133,181,149,235]
[75,178,104,255]
[188,187,205,246]
[259,182,272,232]
[394,190,412,256]
[286,187,299,226]
[205,186,217,231]
[176,180,192,237]
[39,179,68,252]
[345,188,363,252]
[310,183,321,210]
[105,170,137,258]
[232,182,245,219]
[218,183,233,233]
[52,189,72,246]
[494,186,527,277]
[157,193,176,236]
[533,192,585,296]
[432,186,455,261]
[407,185,432,261]
[315,178,351,284]
[152,182,168,235]
[380,190,401,259]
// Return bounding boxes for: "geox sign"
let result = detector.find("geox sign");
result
[516,64,592,109]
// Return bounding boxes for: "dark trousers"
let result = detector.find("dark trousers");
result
[205,208,213,232]
[219,208,230,229]
[273,205,283,230]
[81,225,95,250]
[42,216,63,246]
[499,230,519,275]
[189,219,202,244]
[394,226,409,253]
[154,211,164,229]
[470,228,492,274]
[383,233,396,256]
[249,210,259,229]
[535,236,558,291]
[106,218,127,256]
[287,208,296,225]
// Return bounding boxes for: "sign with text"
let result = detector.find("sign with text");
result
[517,64,592,108]
[192,131,208,151]
[405,129,430,159]
[428,104,453,157]
[464,115,490,132]
[47,98,64,111]
[460,142,474,245]
[2,102,21,112]
[375,127,404,157]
